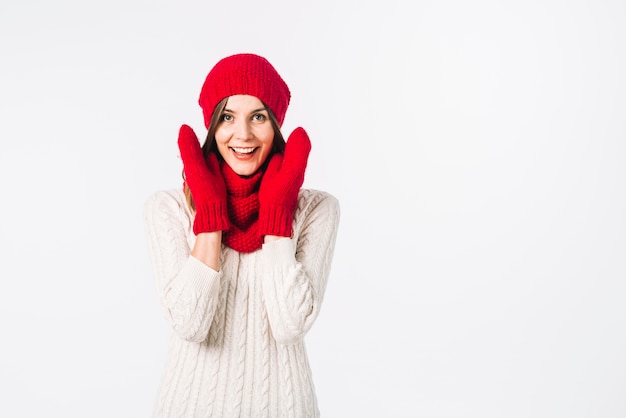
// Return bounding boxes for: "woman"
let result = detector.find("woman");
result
[144,53,340,418]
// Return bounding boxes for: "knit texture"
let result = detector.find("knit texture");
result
[258,127,311,238]
[144,187,340,418]
[178,124,230,234]
[198,53,291,129]
[221,162,262,253]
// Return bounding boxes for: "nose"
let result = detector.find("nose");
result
[234,120,252,141]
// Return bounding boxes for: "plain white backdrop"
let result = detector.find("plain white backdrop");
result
[1,0,625,417]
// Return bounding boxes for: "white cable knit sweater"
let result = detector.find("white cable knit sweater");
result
[144,187,340,418]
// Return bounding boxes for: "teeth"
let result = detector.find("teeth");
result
[232,147,255,154]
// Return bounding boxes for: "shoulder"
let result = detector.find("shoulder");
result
[296,188,340,221]
[298,188,339,208]
[144,188,191,221]
[293,189,340,244]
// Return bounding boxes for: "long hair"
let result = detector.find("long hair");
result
[183,97,286,211]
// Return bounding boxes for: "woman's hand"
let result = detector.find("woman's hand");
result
[178,124,230,235]
[259,127,312,238]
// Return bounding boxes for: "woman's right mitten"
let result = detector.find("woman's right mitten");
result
[177,124,230,234]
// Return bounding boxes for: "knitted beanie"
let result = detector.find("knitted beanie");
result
[198,53,291,129]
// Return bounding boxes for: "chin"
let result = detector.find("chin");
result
[230,163,260,177]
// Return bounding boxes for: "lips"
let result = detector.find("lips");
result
[231,146,257,155]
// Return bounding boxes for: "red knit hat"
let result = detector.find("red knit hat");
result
[198,53,291,129]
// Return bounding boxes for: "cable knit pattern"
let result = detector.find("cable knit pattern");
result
[144,188,339,418]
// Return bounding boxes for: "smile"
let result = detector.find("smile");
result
[231,147,257,155]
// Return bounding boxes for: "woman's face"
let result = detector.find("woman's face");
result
[214,94,275,176]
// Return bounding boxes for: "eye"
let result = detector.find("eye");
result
[220,114,233,122]
[252,113,266,122]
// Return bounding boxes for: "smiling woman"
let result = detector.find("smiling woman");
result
[213,95,276,176]
[143,53,340,418]
[214,95,275,175]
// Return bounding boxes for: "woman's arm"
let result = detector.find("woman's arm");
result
[144,191,222,343]
[142,124,229,342]
[192,231,222,271]
[260,190,340,344]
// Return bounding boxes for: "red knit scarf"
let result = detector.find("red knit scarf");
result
[221,162,263,252]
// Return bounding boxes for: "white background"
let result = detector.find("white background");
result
[1,0,625,417]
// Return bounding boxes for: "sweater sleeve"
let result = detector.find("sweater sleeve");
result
[143,190,221,343]
[259,190,340,345]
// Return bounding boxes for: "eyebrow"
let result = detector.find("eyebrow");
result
[223,107,268,114]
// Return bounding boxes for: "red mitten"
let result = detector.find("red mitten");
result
[258,127,312,237]
[178,124,230,234]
